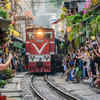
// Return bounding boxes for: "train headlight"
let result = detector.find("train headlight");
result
[36,31,44,39]
[37,32,42,35]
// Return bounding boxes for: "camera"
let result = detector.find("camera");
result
[93,44,97,49]
[88,48,93,51]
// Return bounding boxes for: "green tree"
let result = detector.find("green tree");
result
[0,8,9,19]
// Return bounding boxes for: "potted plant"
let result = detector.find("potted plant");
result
[0,80,7,88]
[2,69,14,80]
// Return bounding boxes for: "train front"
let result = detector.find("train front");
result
[25,27,55,73]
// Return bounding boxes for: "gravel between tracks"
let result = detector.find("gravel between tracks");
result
[33,76,67,100]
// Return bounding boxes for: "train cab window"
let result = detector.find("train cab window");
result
[27,31,52,40]
[27,32,33,40]
[44,32,52,39]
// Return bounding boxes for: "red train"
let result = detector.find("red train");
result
[25,26,55,73]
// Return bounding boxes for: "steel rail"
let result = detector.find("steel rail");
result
[44,75,80,100]
[24,73,35,99]
[30,75,47,100]
[30,74,80,100]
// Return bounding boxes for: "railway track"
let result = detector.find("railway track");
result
[23,73,35,100]
[45,76,79,100]
[29,74,79,100]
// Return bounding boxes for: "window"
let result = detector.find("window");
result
[27,31,52,40]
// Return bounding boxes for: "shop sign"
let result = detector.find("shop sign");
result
[14,16,33,21]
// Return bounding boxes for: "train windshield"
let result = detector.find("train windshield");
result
[27,31,52,40]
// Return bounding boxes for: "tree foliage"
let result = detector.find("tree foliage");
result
[0,8,9,19]
[59,3,100,48]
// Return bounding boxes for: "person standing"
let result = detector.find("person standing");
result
[93,44,100,88]
[11,53,17,74]
[62,56,67,76]
[0,54,3,64]
[24,54,29,71]
[0,54,12,71]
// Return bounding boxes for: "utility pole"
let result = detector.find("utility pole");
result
[56,0,60,8]
[31,0,35,16]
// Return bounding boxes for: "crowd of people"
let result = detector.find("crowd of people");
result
[0,39,100,88]
[0,51,29,73]
[63,39,100,88]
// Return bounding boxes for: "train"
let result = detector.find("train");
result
[25,25,63,73]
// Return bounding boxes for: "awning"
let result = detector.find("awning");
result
[13,42,23,49]
[0,18,11,29]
